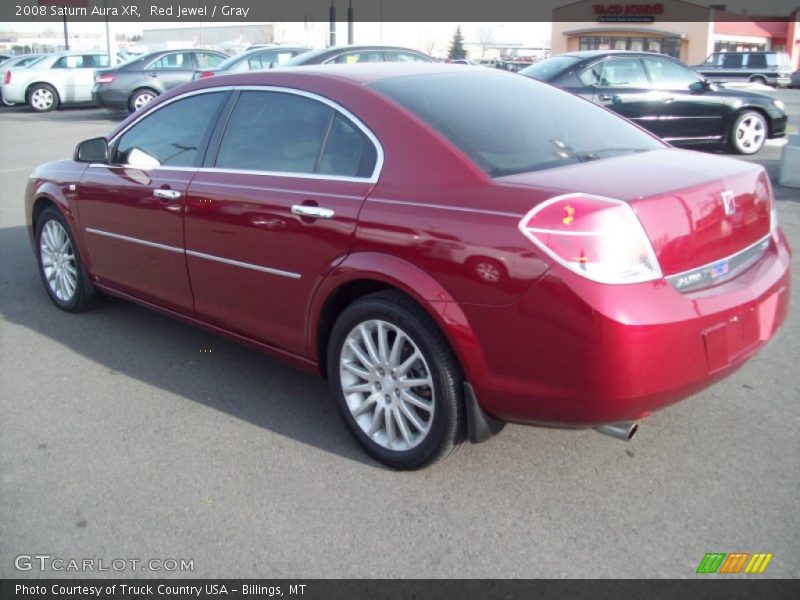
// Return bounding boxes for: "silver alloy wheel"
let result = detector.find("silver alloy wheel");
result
[735,113,766,153]
[339,319,435,451]
[476,261,501,282]
[30,87,54,110]
[40,220,78,302]
[133,91,155,110]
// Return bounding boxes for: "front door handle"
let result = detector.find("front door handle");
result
[291,205,334,219]
[598,94,613,101]
[153,189,181,200]
[147,71,158,78]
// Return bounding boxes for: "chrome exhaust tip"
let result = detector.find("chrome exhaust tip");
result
[594,421,638,442]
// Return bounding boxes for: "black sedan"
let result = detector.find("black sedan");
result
[281,45,433,66]
[192,45,312,80]
[93,48,228,112]
[520,51,787,155]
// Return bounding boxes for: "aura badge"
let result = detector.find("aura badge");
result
[696,552,773,574]
[722,190,736,216]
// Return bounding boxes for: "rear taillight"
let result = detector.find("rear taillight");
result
[198,71,214,79]
[756,171,778,233]
[3,71,10,84]
[518,194,662,284]
[95,73,115,84]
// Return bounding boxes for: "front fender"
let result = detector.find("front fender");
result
[307,251,492,386]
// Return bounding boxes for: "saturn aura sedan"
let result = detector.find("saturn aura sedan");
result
[26,64,790,469]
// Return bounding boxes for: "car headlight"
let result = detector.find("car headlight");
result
[773,99,785,111]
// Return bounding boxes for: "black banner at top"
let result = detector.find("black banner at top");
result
[1,0,798,22]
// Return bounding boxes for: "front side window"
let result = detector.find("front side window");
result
[641,57,700,89]
[371,71,663,177]
[52,55,85,69]
[113,92,224,168]
[388,51,431,63]
[598,58,648,87]
[215,91,377,177]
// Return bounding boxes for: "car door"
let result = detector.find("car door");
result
[640,56,727,141]
[145,52,197,92]
[587,56,663,134]
[184,89,380,355]
[51,54,100,103]
[77,91,228,312]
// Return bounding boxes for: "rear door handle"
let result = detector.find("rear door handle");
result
[147,72,158,78]
[662,96,675,103]
[598,94,613,101]
[291,205,334,219]
[153,189,181,200]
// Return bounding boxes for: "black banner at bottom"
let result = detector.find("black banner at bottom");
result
[2,580,800,600]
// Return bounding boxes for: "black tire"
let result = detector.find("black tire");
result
[748,75,767,86]
[128,88,158,113]
[35,207,101,312]
[327,290,466,469]
[28,83,58,112]
[729,110,767,155]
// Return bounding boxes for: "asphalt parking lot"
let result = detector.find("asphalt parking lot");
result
[1,90,798,579]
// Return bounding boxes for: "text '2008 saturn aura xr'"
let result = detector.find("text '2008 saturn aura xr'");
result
[26,64,790,469]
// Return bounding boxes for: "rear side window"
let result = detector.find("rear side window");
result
[195,52,225,69]
[215,91,377,177]
[722,54,743,68]
[388,51,431,63]
[747,54,767,69]
[642,57,700,89]
[371,71,663,177]
[113,92,224,167]
[329,51,385,64]
[150,53,191,70]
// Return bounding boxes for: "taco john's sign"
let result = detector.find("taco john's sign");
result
[593,3,664,21]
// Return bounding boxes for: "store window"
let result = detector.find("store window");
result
[713,41,766,53]
[578,36,680,58]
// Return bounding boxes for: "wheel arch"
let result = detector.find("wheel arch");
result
[128,86,159,109]
[309,252,490,384]
[736,105,773,137]
[25,81,60,105]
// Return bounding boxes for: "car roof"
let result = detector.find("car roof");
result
[45,50,107,57]
[559,50,670,59]
[290,45,427,61]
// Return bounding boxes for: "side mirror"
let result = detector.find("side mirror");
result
[689,80,710,94]
[74,137,109,163]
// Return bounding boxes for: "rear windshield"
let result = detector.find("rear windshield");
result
[518,56,582,81]
[370,71,663,177]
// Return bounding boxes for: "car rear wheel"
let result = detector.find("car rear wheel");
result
[129,88,157,112]
[28,84,58,112]
[730,110,767,155]
[327,291,465,469]
[36,207,100,312]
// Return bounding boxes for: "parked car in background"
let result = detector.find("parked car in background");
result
[193,46,311,79]
[281,45,433,66]
[26,64,790,468]
[0,54,10,62]
[92,48,228,112]
[694,51,792,87]
[520,51,787,154]
[0,54,43,106]
[790,69,800,89]
[2,51,113,112]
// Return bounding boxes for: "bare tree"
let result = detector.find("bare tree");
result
[477,27,495,59]
[421,30,437,57]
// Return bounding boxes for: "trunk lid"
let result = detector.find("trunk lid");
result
[498,148,772,277]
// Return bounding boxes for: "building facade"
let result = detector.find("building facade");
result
[551,0,800,69]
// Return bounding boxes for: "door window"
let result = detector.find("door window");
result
[746,54,767,69]
[598,58,648,87]
[387,51,431,62]
[215,91,377,177]
[52,55,86,68]
[113,92,224,168]
[329,51,385,64]
[721,54,744,68]
[642,57,700,89]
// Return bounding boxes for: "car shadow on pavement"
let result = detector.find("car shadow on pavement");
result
[0,225,379,468]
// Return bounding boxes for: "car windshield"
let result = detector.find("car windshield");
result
[518,56,582,81]
[370,71,663,177]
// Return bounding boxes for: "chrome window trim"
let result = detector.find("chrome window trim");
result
[368,197,523,219]
[85,227,302,280]
[106,85,384,184]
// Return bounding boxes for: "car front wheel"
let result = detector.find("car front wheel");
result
[28,84,58,112]
[730,110,767,155]
[327,291,465,469]
[36,207,100,312]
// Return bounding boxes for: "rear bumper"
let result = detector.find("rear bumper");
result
[462,228,791,427]
[92,86,128,110]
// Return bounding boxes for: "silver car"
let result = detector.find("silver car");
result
[0,54,43,106]
[1,51,111,112]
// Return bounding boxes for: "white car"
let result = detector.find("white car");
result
[0,54,43,106]
[1,51,111,112]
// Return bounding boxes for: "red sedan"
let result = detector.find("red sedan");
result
[26,64,791,469]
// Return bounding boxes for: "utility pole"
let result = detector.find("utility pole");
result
[62,16,69,50]
[329,1,336,47]
[347,1,354,45]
